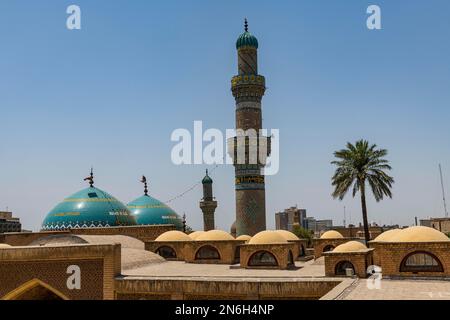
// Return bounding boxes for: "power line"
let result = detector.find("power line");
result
[439,164,449,218]
[164,163,221,204]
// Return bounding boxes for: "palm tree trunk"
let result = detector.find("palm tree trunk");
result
[360,181,371,245]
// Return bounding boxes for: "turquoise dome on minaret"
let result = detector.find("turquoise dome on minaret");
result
[127,176,183,230]
[236,18,258,50]
[41,171,136,231]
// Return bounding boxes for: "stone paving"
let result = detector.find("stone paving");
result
[335,279,450,300]
[123,259,326,279]
[123,257,450,300]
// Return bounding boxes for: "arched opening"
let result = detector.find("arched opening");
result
[234,246,241,263]
[3,279,69,300]
[248,250,278,267]
[156,246,177,259]
[299,244,306,257]
[323,244,335,253]
[288,250,294,267]
[400,251,444,273]
[335,260,355,276]
[195,245,221,260]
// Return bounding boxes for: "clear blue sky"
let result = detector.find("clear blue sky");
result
[1,0,450,231]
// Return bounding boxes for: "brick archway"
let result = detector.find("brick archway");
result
[2,278,69,300]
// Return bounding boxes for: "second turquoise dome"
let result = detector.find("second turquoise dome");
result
[127,195,183,230]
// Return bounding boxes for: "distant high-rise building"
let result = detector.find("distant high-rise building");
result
[305,218,333,233]
[275,207,307,231]
[0,211,21,233]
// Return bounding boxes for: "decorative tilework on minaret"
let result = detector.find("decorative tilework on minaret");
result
[229,20,271,236]
[200,170,217,231]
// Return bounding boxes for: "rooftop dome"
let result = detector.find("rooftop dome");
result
[236,19,258,50]
[276,230,299,241]
[236,235,252,242]
[248,230,288,245]
[333,241,367,253]
[188,231,205,240]
[373,229,402,242]
[127,195,183,230]
[320,230,344,239]
[41,186,136,231]
[155,230,191,242]
[196,230,234,241]
[389,226,450,242]
[202,170,213,184]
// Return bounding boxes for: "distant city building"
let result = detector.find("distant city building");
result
[306,219,333,235]
[420,219,432,227]
[275,207,307,231]
[0,211,21,233]
[331,225,383,239]
[429,218,450,234]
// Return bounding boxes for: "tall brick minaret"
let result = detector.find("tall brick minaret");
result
[228,19,271,236]
[199,170,217,231]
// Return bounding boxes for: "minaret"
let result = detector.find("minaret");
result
[228,19,271,236]
[199,170,217,231]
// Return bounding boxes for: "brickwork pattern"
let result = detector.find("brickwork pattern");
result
[313,238,354,259]
[324,251,373,278]
[0,244,120,300]
[240,243,297,269]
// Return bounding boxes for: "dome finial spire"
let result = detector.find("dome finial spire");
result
[84,167,94,188]
[141,175,148,196]
[244,18,248,32]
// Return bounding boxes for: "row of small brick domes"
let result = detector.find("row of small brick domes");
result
[320,226,450,254]
[320,226,449,243]
[155,229,300,244]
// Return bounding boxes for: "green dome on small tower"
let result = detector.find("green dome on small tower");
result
[202,169,213,184]
[236,19,258,50]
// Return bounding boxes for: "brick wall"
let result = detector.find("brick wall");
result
[324,250,373,278]
[0,225,174,246]
[240,243,296,269]
[184,241,245,264]
[313,238,353,259]
[0,244,121,300]
[373,242,450,277]
[145,241,188,261]
[115,278,342,300]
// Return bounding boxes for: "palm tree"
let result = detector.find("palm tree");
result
[331,140,394,244]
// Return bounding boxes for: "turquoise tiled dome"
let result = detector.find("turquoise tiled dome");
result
[127,195,183,230]
[41,187,137,231]
[236,31,259,50]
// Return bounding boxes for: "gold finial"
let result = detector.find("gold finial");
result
[244,18,248,32]
[84,167,94,188]
[141,175,148,196]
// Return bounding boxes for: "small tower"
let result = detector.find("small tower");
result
[199,170,217,231]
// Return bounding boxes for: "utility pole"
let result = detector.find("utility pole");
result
[343,206,346,228]
[439,164,449,218]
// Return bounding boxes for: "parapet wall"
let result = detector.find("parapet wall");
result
[115,278,342,300]
[0,225,174,246]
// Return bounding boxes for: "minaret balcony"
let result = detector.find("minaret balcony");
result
[231,74,265,89]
